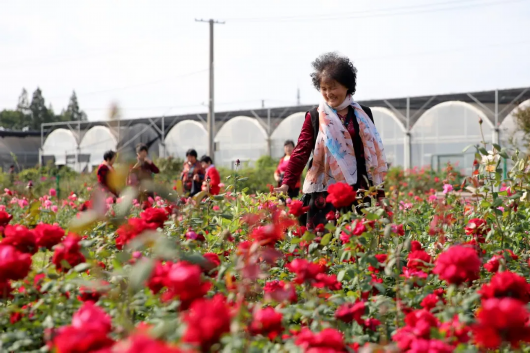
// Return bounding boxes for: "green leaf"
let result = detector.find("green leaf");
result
[320,233,332,246]
[290,237,301,244]
[129,258,155,292]
[462,144,475,153]
[337,270,346,282]
[493,143,501,151]
[73,263,91,273]
[478,147,489,155]
[308,243,319,254]
[220,214,233,220]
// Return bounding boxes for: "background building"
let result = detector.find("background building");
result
[14,86,528,173]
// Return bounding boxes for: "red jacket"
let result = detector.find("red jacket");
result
[202,165,221,195]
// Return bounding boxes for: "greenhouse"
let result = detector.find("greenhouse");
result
[411,101,494,174]
[165,120,207,160]
[214,116,269,169]
[270,112,305,158]
[371,107,406,168]
[79,126,118,172]
[0,132,41,171]
[499,99,530,153]
[117,123,161,162]
[42,128,79,166]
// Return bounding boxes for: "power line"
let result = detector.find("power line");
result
[226,0,527,22]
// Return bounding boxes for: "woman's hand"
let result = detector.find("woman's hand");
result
[274,184,289,195]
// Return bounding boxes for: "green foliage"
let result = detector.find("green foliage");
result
[219,155,278,194]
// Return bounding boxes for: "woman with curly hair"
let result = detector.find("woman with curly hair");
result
[275,52,389,229]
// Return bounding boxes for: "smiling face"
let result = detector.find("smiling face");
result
[284,144,294,156]
[319,74,349,109]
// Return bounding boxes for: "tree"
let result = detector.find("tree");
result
[29,87,53,130]
[16,89,29,113]
[0,110,25,130]
[63,91,87,121]
[514,105,530,152]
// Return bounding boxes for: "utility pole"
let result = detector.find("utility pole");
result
[297,87,300,105]
[195,18,224,159]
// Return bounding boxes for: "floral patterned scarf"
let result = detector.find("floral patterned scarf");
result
[303,95,387,194]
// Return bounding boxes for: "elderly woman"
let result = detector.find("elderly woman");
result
[275,52,388,229]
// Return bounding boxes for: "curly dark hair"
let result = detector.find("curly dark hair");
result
[310,52,357,95]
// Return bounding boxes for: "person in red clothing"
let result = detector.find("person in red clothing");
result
[128,143,160,199]
[274,52,390,229]
[200,155,221,195]
[274,140,300,199]
[181,149,205,197]
[97,150,118,197]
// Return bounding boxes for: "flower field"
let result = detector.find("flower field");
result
[1,147,530,352]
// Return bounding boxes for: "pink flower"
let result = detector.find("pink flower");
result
[18,199,28,208]
[51,206,58,213]
[49,189,57,197]
[442,184,453,194]
[428,195,437,203]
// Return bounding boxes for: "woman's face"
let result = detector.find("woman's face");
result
[284,144,294,156]
[320,75,349,109]
[110,156,117,166]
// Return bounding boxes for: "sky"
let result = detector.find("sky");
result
[0,0,529,121]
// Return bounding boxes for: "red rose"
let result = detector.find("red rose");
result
[479,271,530,303]
[473,298,530,349]
[295,328,345,352]
[52,234,86,272]
[140,207,169,229]
[112,333,182,353]
[202,252,221,277]
[162,261,211,309]
[465,218,489,236]
[249,307,283,340]
[52,325,114,352]
[325,211,336,221]
[264,280,297,303]
[147,261,172,295]
[115,218,158,250]
[34,223,65,250]
[0,211,12,228]
[335,301,365,325]
[352,221,367,236]
[484,255,502,273]
[183,294,231,351]
[286,259,325,284]
[326,183,357,209]
[52,302,114,353]
[288,200,309,218]
[420,293,443,311]
[0,245,32,281]
[411,240,423,251]
[1,225,37,254]
[407,250,432,272]
[433,245,480,285]
[72,302,112,333]
[440,315,470,344]
[78,281,110,303]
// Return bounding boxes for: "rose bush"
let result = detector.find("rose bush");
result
[0,146,529,352]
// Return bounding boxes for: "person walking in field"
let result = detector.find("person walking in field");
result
[181,149,204,197]
[200,155,221,195]
[97,150,118,198]
[274,140,300,199]
[128,143,160,199]
[275,52,389,229]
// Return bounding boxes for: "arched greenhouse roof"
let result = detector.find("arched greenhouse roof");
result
[371,107,406,167]
[42,128,79,166]
[214,116,268,168]
[270,112,305,158]
[79,126,117,171]
[165,120,207,160]
[411,101,494,173]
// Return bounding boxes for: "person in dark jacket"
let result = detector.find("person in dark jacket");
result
[128,143,160,200]
[181,149,205,197]
[97,150,118,197]
[275,52,389,229]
